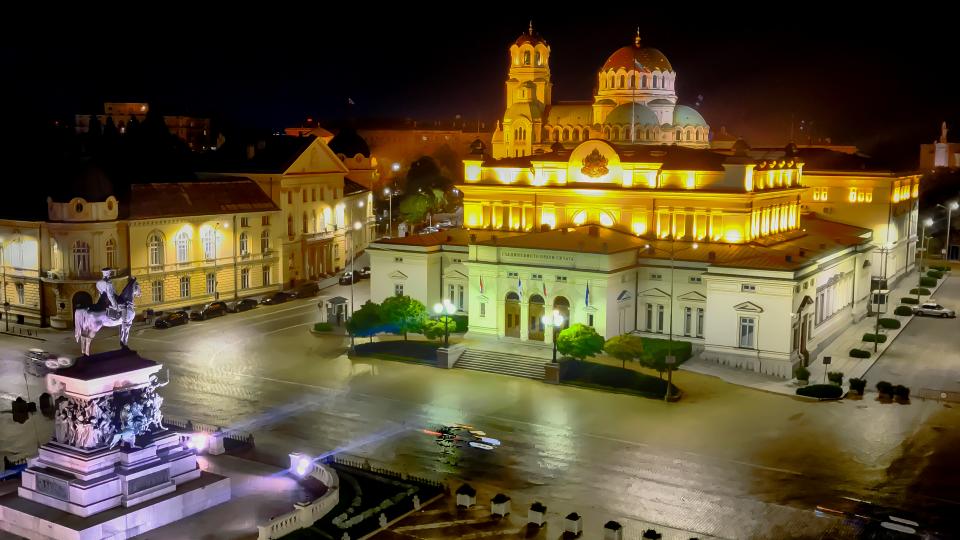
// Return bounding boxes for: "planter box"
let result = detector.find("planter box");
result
[528,502,547,526]
[455,483,476,508]
[565,512,583,535]
[603,520,623,540]
[796,379,809,387]
[491,493,510,517]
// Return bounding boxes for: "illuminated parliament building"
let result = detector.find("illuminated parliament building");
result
[370,26,920,378]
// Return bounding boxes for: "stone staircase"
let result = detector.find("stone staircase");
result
[454,349,547,380]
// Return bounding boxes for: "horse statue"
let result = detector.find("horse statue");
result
[74,273,141,356]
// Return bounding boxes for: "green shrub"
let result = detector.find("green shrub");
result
[849,348,871,358]
[452,315,469,333]
[920,277,937,287]
[893,385,911,401]
[849,377,867,394]
[900,297,919,305]
[931,264,950,272]
[876,380,893,396]
[879,318,901,329]
[795,365,810,381]
[827,371,844,385]
[894,305,915,316]
[313,322,333,332]
[909,288,931,295]
[796,384,843,399]
[927,270,944,279]
[862,333,888,343]
[559,360,676,399]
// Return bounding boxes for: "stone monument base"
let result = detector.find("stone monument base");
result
[0,471,231,540]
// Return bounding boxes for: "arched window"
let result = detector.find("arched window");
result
[676,129,682,141]
[553,129,559,142]
[695,130,701,141]
[201,229,216,260]
[535,51,541,66]
[72,241,90,275]
[619,75,625,88]
[50,240,62,271]
[261,230,270,253]
[105,238,116,269]
[653,75,659,88]
[287,214,294,237]
[647,129,654,140]
[573,128,580,141]
[562,129,570,141]
[175,231,189,263]
[608,75,614,88]
[239,232,249,255]
[641,75,647,88]
[148,233,164,267]
[523,50,531,65]
[634,73,639,88]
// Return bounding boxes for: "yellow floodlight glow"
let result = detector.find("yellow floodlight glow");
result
[632,221,646,235]
[599,212,614,227]
[724,228,743,243]
[572,211,587,226]
[464,163,482,181]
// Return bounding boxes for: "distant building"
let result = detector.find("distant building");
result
[75,102,212,151]
[919,122,960,170]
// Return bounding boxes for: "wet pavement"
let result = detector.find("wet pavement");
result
[2,281,960,538]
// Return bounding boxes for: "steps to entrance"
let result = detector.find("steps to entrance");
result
[455,349,546,380]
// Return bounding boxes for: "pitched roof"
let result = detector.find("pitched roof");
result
[198,135,316,174]
[128,178,279,219]
[343,178,369,196]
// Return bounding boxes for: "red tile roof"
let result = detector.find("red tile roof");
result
[129,179,278,219]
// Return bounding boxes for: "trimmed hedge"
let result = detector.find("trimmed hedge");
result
[639,337,694,366]
[930,264,950,272]
[849,348,871,358]
[795,365,811,381]
[900,297,919,305]
[927,270,944,279]
[894,305,915,316]
[909,288,931,295]
[893,385,911,401]
[827,371,844,385]
[920,277,938,287]
[876,380,893,396]
[879,318,901,329]
[796,384,843,400]
[452,315,469,333]
[559,360,677,399]
[862,333,888,343]
[849,378,867,394]
[313,322,333,332]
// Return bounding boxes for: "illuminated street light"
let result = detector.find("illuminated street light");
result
[433,299,456,347]
[541,309,565,363]
[391,162,401,173]
[937,201,959,260]
[918,217,935,303]
[384,188,393,237]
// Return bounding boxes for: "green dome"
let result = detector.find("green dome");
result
[604,103,658,126]
[673,105,707,127]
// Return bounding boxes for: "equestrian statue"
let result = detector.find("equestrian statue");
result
[74,268,141,356]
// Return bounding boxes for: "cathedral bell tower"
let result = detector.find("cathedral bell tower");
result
[494,22,552,159]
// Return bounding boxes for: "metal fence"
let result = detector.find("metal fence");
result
[323,455,444,490]
[164,417,255,447]
[917,388,960,403]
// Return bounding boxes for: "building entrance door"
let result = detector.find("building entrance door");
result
[505,292,520,338]
[528,294,545,341]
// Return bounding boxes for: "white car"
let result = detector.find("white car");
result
[914,301,956,318]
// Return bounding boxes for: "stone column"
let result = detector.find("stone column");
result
[520,298,529,341]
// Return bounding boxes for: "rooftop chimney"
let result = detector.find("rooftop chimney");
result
[469,234,477,243]
[589,226,599,236]
[708,251,716,261]
[785,254,793,262]
[799,248,806,257]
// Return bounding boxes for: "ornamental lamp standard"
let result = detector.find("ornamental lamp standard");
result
[212,221,228,300]
[919,217,934,304]
[643,240,698,402]
[433,299,456,347]
[541,309,565,363]
[873,242,895,353]
[937,201,959,261]
[384,187,393,238]
[350,221,362,318]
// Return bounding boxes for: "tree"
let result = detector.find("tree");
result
[638,353,670,380]
[379,295,427,340]
[398,193,433,227]
[603,334,645,369]
[556,323,604,361]
[347,301,382,343]
[406,156,451,194]
[421,316,455,341]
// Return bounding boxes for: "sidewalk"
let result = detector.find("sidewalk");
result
[683,268,949,397]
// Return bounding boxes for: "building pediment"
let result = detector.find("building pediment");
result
[639,287,669,298]
[389,270,408,280]
[678,291,706,302]
[285,137,350,175]
[444,269,468,281]
[734,301,763,313]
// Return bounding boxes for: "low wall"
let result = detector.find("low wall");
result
[257,464,340,540]
[436,344,465,369]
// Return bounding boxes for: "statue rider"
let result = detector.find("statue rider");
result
[94,267,121,320]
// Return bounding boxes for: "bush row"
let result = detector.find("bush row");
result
[876,381,911,401]
[909,287,931,295]
[920,277,938,287]
[862,333,887,343]
[796,384,843,399]
[878,318,901,329]
[901,297,919,305]
[927,270,944,279]
[894,305,915,316]
[849,348,871,358]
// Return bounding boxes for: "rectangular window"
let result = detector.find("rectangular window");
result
[739,317,755,348]
[657,304,664,333]
[689,276,702,284]
[741,284,756,292]
[287,192,292,205]
[334,245,340,259]
[262,215,270,226]
[15,283,25,304]
[394,283,404,296]
[645,303,653,331]
[507,272,519,278]
[448,284,455,304]
[241,268,250,289]
[696,308,704,338]
[152,280,163,303]
[262,265,270,286]
[206,273,215,295]
[311,188,317,202]
[394,257,403,263]
[588,314,594,327]
[480,303,486,317]
[302,190,307,202]
[531,273,543,280]
[650,273,662,280]
[458,285,464,309]
[180,276,190,298]
[240,217,250,227]
[555,276,567,282]
[683,307,692,336]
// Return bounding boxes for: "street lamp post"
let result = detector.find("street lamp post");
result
[433,299,456,347]
[643,240,699,401]
[384,188,392,238]
[541,309,565,363]
[918,218,934,304]
[937,201,959,261]
[873,243,893,353]
[213,222,228,300]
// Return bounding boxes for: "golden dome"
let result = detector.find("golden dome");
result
[601,34,672,73]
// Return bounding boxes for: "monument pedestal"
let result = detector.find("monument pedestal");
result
[0,349,231,540]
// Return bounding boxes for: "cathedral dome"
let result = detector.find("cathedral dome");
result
[673,105,707,127]
[515,22,547,47]
[605,103,659,126]
[602,42,673,73]
[329,126,370,158]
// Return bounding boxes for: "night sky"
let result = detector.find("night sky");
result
[5,8,959,167]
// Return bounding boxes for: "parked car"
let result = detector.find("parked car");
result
[359,266,371,279]
[260,291,294,305]
[231,298,258,312]
[154,311,189,329]
[436,220,455,229]
[190,301,229,321]
[292,281,321,298]
[338,271,359,285]
[419,226,440,234]
[914,301,956,318]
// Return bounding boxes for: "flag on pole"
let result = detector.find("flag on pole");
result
[518,277,523,298]
[543,282,547,297]
[585,283,590,306]
[479,275,484,293]
[347,97,355,105]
